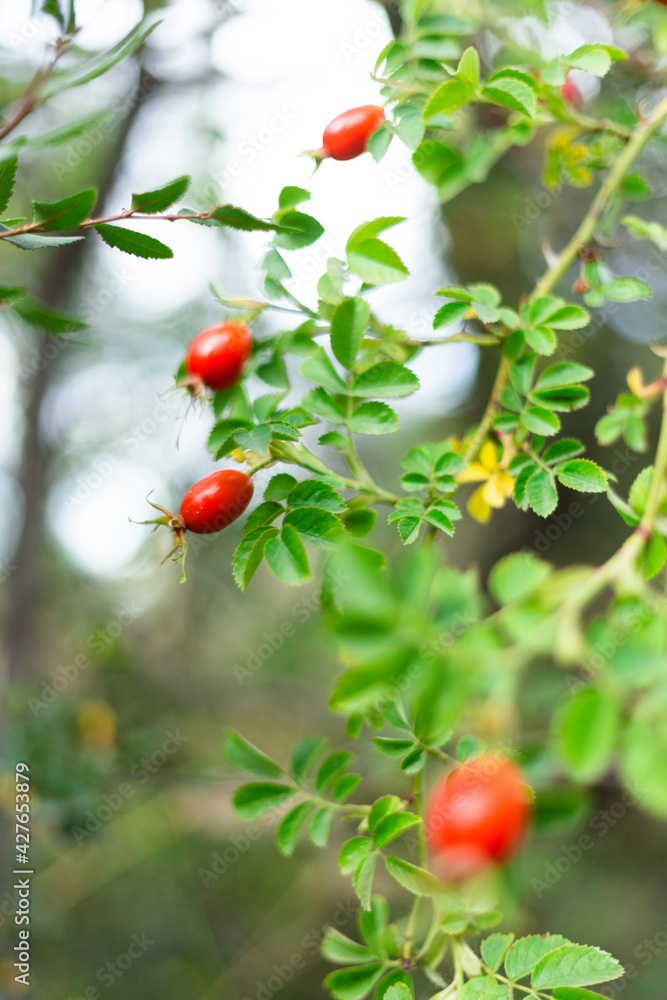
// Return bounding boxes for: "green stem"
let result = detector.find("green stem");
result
[639,358,667,535]
[465,93,667,462]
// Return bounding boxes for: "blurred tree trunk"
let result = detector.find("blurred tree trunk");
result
[4,66,160,682]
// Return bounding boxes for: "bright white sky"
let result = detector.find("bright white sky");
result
[0,0,616,578]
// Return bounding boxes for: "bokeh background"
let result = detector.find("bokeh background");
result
[1,0,667,997]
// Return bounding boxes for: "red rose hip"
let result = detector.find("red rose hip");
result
[425,755,530,881]
[313,105,385,162]
[180,469,253,535]
[185,321,252,392]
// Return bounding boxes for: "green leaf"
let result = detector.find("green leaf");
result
[526,468,558,517]
[482,77,536,117]
[95,223,172,259]
[131,175,190,213]
[423,78,475,119]
[278,185,311,210]
[621,715,667,817]
[331,297,370,369]
[505,935,571,981]
[339,837,373,874]
[552,991,609,1000]
[323,963,384,1000]
[232,782,295,820]
[481,934,514,973]
[384,856,443,896]
[300,347,347,393]
[372,738,414,758]
[600,278,651,302]
[225,731,284,779]
[0,222,84,250]
[354,852,378,911]
[291,736,327,783]
[535,364,594,390]
[350,402,399,435]
[643,530,667,579]
[622,214,667,252]
[208,204,293,233]
[0,157,18,215]
[309,805,334,847]
[457,46,480,84]
[384,986,412,1000]
[543,439,585,464]
[32,188,97,231]
[265,473,297,501]
[315,750,354,794]
[532,386,589,412]
[232,526,278,591]
[273,209,324,249]
[521,406,560,436]
[288,479,347,513]
[352,363,419,398]
[264,524,311,585]
[556,687,620,783]
[556,459,607,493]
[531,945,623,989]
[373,813,421,848]
[302,387,346,422]
[489,552,551,605]
[524,326,557,356]
[41,20,161,96]
[12,297,87,332]
[368,796,402,832]
[277,802,313,855]
[433,301,470,328]
[565,44,624,77]
[344,508,378,536]
[359,896,390,958]
[460,978,509,1000]
[321,928,376,966]
[347,240,408,285]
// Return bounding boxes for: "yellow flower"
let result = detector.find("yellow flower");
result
[457,441,515,524]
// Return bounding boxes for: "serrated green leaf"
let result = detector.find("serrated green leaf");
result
[352,363,419,398]
[131,175,190,213]
[482,77,535,117]
[482,933,514,973]
[225,731,284,779]
[321,927,376,966]
[339,837,373,874]
[536,364,594,390]
[622,214,667,252]
[373,812,421,848]
[309,805,334,847]
[526,468,558,517]
[12,297,87,332]
[0,157,18,215]
[264,524,311,584]
[291,736,327,783]
[323,963,384,1000]
[522,405,560,436]
[288,479,347,513]
[347,239,408,285]
[424,78,475,119]
[531,945,623,989]
[331,297,370,369]
[232,526,278,591]
[300,346,347,394]
[524,326,557,356]
[95,223,172,259]
[0,222,84,250]
[315,750,354,794]
[354,852,378,911]
[277,802,313,855]
[505,935,571,981]
[556,459,607,493]
[384,856,443,896]
[41,20,161,96]
[273,209,324,249]
[350,401,399,435]
[233,782,295,820]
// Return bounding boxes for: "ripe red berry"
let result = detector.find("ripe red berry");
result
[561,73,583,110]
[179,469,254,535]
[316,105,385,161]
[425,755,530,881]
[185,321,252,392]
